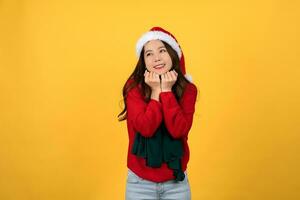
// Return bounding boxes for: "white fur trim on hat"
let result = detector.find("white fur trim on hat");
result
[136,31,182,59]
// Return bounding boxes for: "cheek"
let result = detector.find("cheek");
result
[144,57,151,63]
[144,57,151,67]
[164,54,172,64]
[145,59,156,69]
[166,57,173,67]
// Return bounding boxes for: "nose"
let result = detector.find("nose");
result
[154,53,161,62]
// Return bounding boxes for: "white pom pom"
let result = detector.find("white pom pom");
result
[184,74,193,82]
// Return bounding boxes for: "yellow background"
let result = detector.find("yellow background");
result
[1,0,299,199]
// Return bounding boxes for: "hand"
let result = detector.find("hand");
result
[144,70,161,92]
[161,70,178,92]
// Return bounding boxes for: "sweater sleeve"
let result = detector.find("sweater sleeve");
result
[126,86,163,138]
[159,83,198,139]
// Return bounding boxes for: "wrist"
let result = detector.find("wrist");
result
[151,93,159,101]
[161,88,172,92]
[151,88,161,94]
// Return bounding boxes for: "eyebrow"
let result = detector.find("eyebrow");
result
[144,46,166,54]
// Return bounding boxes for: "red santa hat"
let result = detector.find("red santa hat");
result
[135,26,192,82]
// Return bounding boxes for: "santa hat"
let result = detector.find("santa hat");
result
[135,26,192,82]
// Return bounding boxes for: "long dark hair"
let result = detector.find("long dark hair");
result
[118,41,195,121]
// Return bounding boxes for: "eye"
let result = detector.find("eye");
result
[160,49,166,53]
[146,53,152,57]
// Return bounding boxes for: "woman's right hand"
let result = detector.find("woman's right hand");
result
[144,70,161,92]
[144,70,161,101]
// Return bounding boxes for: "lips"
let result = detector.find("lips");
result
[154,64,165,69]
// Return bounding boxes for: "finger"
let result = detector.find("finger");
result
[153,72,157,80]
[150,71,154,80]
[169,71,176,80]
[147,71,151,80]
[154,73,159,81]
[173,70,178,78]
[152,72,156,80]
[165,72,171,80]
[160,73,164,81]
[152,72,157,81]
[173,70,178,76]
[145,71,150,81]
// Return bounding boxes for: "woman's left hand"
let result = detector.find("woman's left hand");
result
[161,70,178,92]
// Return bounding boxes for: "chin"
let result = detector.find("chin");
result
[155,71,166,75]
[154,69,168,74]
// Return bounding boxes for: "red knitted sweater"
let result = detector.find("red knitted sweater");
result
[125,79,197,182]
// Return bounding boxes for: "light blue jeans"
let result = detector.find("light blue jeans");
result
[125,169,191,200]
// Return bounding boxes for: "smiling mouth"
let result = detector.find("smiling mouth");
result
[154,64,165,69]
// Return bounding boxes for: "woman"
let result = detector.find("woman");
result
[118,26,198,200]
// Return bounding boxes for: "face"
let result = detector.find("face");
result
[143,39,173,75]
